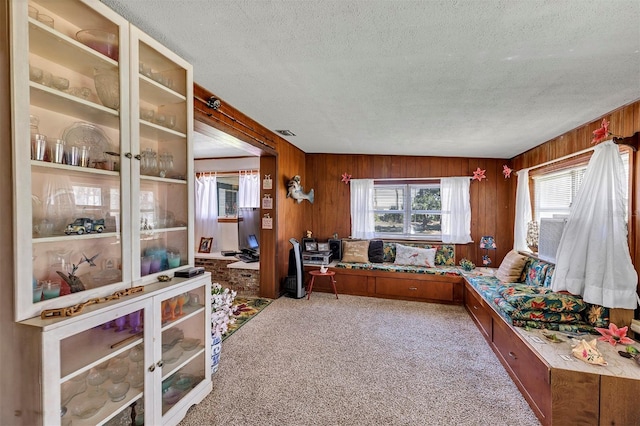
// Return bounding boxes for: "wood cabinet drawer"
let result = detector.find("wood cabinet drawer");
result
[464,286,492,340]
[493,319,551,420]
[375,277,454,301]
[309,272,369,296]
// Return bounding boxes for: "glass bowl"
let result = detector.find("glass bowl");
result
[179,338,200,351]
[107,381,130,402]
[162,387,183,405]
[76,29,118,61]
[173,373,196,391]
[161,345,183,365]
[93,68,119,109]
[108,359,129,383]
[71,395,106,419]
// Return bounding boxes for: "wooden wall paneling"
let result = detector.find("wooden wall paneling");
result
[276,142,308,294]
[430,156,443,178]
[495,159,512,264]
[404,156,420,178]
[259,155,277,299]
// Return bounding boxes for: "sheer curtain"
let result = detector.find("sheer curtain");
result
[238,170,260,208]
[440,177,472,243]
[350,179,375,239]
[195,174,219,250]
[551,141,638,309]
[513,168,532,251]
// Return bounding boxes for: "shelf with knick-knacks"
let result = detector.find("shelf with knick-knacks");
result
[13,1,202,425]
[13,0,194,322]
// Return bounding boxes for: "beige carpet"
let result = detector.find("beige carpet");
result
[180,293,541,426]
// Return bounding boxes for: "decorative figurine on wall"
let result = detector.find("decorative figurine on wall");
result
[472,167,487,181]
[341,172,352,184]
[287,175,314,204]
[502,165,512,178]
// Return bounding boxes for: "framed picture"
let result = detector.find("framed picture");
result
[198,237,213,253]
[304,241,318,252]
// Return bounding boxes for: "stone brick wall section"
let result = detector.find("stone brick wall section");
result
[195,258,260,297]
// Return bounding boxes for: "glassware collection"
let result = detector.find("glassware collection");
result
[17,2,201,425]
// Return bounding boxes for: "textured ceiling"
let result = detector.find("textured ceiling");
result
[101,0,640,159]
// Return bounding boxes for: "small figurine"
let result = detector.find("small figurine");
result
[56,252,99,293]
[306,230,313,239]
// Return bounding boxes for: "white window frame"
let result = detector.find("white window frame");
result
[532,151,629,222]
[372,182,442,240]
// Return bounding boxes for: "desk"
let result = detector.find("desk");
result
[307,270,338,300]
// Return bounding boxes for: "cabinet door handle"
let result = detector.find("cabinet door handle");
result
[134,154,141,160]
[157,360,164,368]
[473,305,479,310]
[148,364,156,372]
[409,287,417,291]
[125,152,132,159]
[508,351,517,360]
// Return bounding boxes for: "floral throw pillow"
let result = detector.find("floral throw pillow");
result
[394,244,436,267]
[504,292,587,313]
[583,303,609,328]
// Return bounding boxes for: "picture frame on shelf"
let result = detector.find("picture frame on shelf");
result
[198,237,213,253]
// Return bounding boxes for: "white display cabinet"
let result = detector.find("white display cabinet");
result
[20,274,212,426]
[10,0,194,322]
[130,25,194,288]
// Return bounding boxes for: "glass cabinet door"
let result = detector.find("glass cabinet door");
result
[43,299,150,426]
[130,27,194,284]
[13,0,130,321]
[153,279,209,423]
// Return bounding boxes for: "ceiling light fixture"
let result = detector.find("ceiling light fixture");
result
[275,130,296,136]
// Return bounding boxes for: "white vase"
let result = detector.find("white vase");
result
[211,334,222,374]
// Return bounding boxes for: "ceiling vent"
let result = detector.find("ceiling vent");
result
[275,130,296,136]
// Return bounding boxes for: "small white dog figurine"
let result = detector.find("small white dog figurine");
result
[319,264,328,274]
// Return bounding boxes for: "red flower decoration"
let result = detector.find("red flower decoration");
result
[472,167,486,181]
[595,323,634,346]
[502,165,512,178]
[341,172,352,184]
[591,118,610,144]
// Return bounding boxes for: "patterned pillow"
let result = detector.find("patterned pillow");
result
[341,240,370,263]
[542,265,555,288]
[583,303,609,328]
[504,292,587,313]
[394,244,436,267]
[525,259,549,287]
[497,283,552,298]
[510,310,584,323]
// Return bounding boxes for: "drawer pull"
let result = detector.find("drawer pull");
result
[408,287,418,291]
[473,305,479,310]
[508,351,517,360]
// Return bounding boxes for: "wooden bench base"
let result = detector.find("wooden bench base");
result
[463,280,640,425]
[303,266,464,304]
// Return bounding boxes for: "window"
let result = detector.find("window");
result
[217,176,238,217]
[533,151,629,221]
[373,183,441,239]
